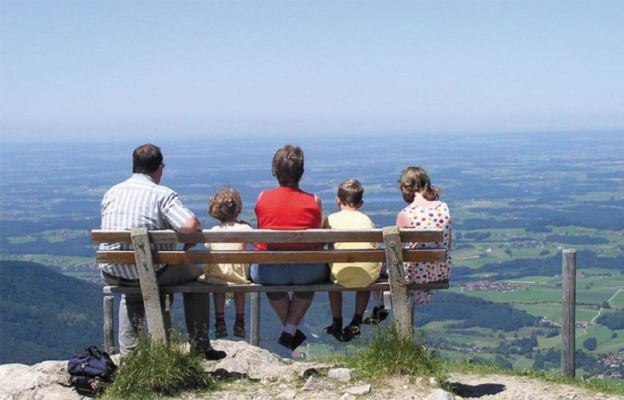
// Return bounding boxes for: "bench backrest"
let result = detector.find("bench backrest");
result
[91,228,448,265]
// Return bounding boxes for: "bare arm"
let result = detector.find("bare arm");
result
[179,216,201,250]
[396,210,411,228]
[315,196,324,228]
[179,216,201,233]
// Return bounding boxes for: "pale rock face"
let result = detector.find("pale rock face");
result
[0,361,82,400]
[1,341,617,400]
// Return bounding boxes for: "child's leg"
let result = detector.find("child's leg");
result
[343,290,371,339]
[364,290,388,325]
[326,291,348,341]
[352,290,371,323]
[213,292,228,338]
[328,291,343,320]
[233,293,246,338]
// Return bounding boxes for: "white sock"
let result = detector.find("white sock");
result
[284,323,297,335]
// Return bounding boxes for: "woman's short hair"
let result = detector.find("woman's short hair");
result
[337,179,364,207]
[208,187,243,222]
[272,144,304,187]
[132,144,163,174]
[398,166,441,203]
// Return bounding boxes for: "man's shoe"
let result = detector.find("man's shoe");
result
[203,349,227,361]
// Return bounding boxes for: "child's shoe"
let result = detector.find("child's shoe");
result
[342,323,362,341]
[325,322,351,342]
[363,306,389,325]
[233,322,246,338]
[215,322,228,338]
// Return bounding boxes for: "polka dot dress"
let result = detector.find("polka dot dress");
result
[400,202,452,304]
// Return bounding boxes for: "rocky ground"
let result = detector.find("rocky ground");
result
[1,340,622,400]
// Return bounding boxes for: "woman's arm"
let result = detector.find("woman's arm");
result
[396,210,411,228]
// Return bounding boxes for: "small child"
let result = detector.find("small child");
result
[198,187,252,338]
[323,179,381,342]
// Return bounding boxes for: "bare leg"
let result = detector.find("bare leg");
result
[267,295,290,326]
[286,293,315,326]
[328,291,343,319]
[234,293,245,315]
[213,292,226,315]
[354,290,372,318]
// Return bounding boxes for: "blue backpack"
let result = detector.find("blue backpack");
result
[67,346,117,395]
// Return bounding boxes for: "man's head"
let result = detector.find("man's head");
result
[272,144,304,187]
[337,179,364,208]
[132,144,164,183]
[132,144,163,173]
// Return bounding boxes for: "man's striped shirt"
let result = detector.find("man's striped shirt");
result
[99,173,196,280]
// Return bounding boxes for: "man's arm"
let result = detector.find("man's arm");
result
[179,216,201,250]
[179,216,201,233]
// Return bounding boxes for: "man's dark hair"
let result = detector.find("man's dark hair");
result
[132,144,163,174]
[337,179,364,207]
[272,144,304,187]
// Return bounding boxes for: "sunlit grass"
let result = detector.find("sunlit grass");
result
[102,338,217,400]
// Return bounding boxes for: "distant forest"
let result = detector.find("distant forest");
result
[0,260,102,364]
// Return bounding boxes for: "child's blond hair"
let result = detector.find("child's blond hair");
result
[208,187,243,222]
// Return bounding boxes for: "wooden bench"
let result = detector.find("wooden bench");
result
[91,226,449,353]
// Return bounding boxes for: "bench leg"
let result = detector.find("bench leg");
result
[103,295,115,354]
[250,292,261,346]
[383,226,414,339]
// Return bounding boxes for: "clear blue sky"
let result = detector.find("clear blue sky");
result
[1,0,623,141]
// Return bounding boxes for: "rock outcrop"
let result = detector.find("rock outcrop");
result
[1,340,622,400]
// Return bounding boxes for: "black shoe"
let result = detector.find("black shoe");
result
[203,349,227,361]
[278,330,307,350]
[325,323,351,342]
[292,329,307,349]
[343,324,361,341]
[363,306,389,325]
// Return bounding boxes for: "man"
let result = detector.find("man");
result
[99,144,225,360]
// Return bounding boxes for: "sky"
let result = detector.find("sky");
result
[1,0,623,142]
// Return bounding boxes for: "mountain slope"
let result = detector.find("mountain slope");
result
[0,260,103,364]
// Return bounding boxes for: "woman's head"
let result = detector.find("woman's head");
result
[398,166,441,203]
[272,144,304,187]
[208,187,243,222]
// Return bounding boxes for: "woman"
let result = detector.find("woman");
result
[251,144,329,350]
[396,166,452,304]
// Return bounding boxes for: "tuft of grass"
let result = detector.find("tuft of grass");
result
[332,322,446,383]
[102,339,217,400]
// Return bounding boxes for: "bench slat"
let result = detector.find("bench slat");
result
[96,248,447,264]
[91,229,445,244]
[103,280,450,295]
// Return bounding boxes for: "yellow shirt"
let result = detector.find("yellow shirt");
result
[198,221,253,285]
[323,210,381,288]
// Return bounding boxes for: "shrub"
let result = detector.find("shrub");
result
[335,322,445,382]
[102,339,216,399]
